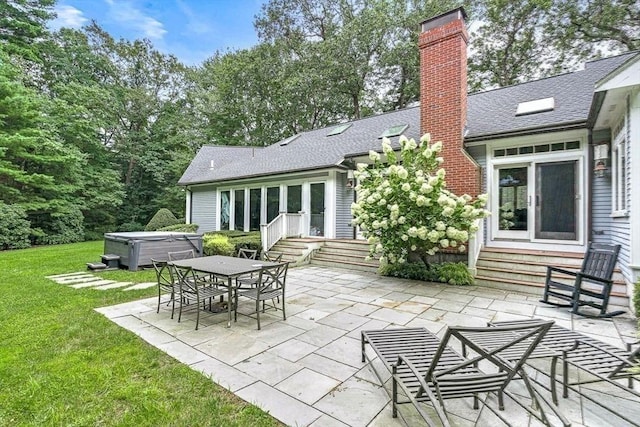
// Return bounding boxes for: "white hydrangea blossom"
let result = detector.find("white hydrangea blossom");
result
[350,133,490,267]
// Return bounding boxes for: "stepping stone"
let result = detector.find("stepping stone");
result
[123,282,157,291]
[46,272,89,279]
[70,280,116,289]
[53,275,98,284]
[94,282,133,290]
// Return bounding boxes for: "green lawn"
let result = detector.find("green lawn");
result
[0,241,282,426]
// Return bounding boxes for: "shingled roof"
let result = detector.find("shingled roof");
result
[178,52,638,186]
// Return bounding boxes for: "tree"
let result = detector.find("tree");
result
[467,0,639,91]
[351,134,489,266]
[0,0,54,61]
[467,0,560,91]
[549,0,639,60]
[0,52,86,243]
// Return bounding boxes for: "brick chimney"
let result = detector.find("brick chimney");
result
[419,7,480,197]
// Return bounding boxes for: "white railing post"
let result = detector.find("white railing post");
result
[467,219,484,275]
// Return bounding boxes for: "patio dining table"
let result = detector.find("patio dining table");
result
[169,255,279,327]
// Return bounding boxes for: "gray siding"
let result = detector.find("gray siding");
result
[191,186,217,232]
[591,129,613,245]
[336,173,355,239]
[592,119,632,282]
[612,107,632,282]
[467,145,488,246]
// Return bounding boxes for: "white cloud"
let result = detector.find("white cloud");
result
[50,5,88,30]
[175,0,212,35]
[105,0,167,40]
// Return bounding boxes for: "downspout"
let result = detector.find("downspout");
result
[587,129,593,244]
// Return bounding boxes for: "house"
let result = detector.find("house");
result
[178,8,640,305]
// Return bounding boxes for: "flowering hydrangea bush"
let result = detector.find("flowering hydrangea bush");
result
[351,133,490,266]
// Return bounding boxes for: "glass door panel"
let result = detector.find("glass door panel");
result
[535,161,577,240]
[309,183,325,236]
[497,167,529,238]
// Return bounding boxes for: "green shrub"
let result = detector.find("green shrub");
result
[0,202,31,250]
[158,223,199,233]
[34,208,85,245]
[230,234,262,255]
[430,262,474,285]
[145,208,179,231]
[380,262,432,281]
[202,234,234,256]
[117,221,144,232]
[380,261,473,285]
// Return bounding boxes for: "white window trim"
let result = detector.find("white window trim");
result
[611,116,628,217]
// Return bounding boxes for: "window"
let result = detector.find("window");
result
[379,124,409,139]
[327,123,352,136]
[249,188,261,231]
[287,185,302,213]
[234,189,244,231]
[266,186,280,223]
[515,97,554,116]
[612,117,628,215]
[220,191,230,230]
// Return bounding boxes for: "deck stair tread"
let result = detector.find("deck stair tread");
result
[474,247,629,306]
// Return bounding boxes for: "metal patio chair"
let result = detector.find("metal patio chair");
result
[540,242,622,317]
[237,248,257,259]
[236,251,284,289]
[151,258,177,319]
[490,318,640,426]
[234,262,288,330]
[173,265,227,330]
[361,321,566,427]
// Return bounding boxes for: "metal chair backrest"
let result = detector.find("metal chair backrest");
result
[426,320,554,389]
[257,262,288,291]
[151,258,175,290]
[581,242,620,281]
[168,249,195,261]
[172,265,198,293]
[237,248,257,259]
[263,251,283,262]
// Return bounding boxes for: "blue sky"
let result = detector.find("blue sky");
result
[49,0,265,66]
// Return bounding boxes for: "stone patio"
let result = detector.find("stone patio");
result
[95,266,639,427]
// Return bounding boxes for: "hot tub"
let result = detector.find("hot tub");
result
[103,231,203,271]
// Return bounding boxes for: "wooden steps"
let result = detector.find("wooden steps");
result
[475,247,629,307]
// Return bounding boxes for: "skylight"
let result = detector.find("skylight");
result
[279,134,301,146]
[516,97,555,116]
[327,123,352,136]
[378,124,409,139]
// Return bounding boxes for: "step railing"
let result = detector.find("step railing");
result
[467,219,484,275]
[261,212,304,252]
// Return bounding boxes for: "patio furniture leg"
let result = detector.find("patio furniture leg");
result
[392,364,398,418]
[256,298,261,330]
[550,355,558,404]
[562,355,569,398]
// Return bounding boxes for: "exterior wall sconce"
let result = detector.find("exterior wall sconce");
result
[593,144,609,178]
[346,170,355,188]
